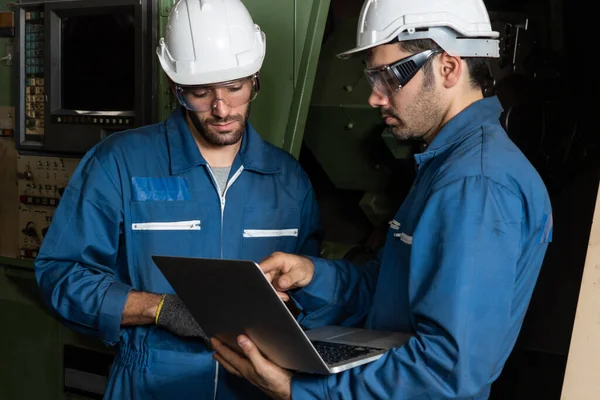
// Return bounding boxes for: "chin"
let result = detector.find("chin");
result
[205,130,244,146]
[389,128,415,141]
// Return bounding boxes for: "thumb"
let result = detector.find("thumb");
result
[259,251,287,275]
[275,265,308,290]
[237,335,265,365]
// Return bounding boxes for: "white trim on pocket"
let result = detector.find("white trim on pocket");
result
[389,219,401,230]
[394,232,413,245]
[243,229,298,238]
[131,220,201,231]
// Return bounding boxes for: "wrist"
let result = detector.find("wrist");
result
[121,291,166,326]
[146,294,165,323]
[299,256,316,286]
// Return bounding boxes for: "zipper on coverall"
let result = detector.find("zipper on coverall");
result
[206,165,245,399]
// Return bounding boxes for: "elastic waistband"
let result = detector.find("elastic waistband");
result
[115,345,214,371]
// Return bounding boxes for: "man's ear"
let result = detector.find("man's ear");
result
[437,53,462,89]
[167,78,177,95]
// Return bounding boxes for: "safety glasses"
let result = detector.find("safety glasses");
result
[175,74,260,112]
[364,49,442,98]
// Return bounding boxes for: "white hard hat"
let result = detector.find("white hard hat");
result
[157,0,266,86]
[338,0,500,59]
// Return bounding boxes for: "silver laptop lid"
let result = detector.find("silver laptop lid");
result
[152,255,330,374]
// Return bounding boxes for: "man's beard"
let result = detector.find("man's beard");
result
[188,105,251,146]
[383,73,442,141]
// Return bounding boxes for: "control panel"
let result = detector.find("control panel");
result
[24,8,45,137]
[17,155,79,259]
[51,114,134,126]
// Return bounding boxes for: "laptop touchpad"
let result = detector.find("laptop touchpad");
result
[306,326,413,349]
[328,329,412,349]
[327,329,390,344]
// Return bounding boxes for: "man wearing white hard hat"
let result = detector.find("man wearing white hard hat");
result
[34,0,322,399]
[212,0,552,398]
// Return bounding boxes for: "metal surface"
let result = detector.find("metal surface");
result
[0,257,114,400]
[358,191,395,227]
[0,280,61,400]
[155,0,174,123]
[16,154,79,259]
[153,255,331,375]
[6,0,158,154]
[0,260,58,400]
[0,120,19,258]
[0,0,14,105]
[302,17,417,195]
[13,4,46,150]
[282,0,330,157]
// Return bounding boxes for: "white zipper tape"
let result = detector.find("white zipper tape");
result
[243,229,299,238]
[131,220,201,231]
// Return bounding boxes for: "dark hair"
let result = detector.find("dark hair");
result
[398,39,491,90]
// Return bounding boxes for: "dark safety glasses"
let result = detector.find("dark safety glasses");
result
[175,73,260,112]
[364,49,442,98]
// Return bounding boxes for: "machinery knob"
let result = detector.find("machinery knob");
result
[17,171,33,180]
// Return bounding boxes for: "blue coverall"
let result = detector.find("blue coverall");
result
[34,108,323,399]
[290,97,552,399]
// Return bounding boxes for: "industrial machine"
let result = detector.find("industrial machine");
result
[15,0,155,154]
[16,154,79,259]
[0,0,598,398]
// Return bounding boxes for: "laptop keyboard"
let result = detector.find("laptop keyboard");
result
[312,341,383,366]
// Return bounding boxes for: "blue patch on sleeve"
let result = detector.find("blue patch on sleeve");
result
[539,213,553,244]
[132,177,190,201]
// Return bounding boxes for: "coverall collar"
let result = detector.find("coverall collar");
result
[166,107,281,175]
[414,96,504,165]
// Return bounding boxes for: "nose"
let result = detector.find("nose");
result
[211,99,231,119]
[211,87,232,118]
[368,90,389,108]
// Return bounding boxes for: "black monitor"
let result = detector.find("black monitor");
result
[60,11,135,113]
[15,0,155,154]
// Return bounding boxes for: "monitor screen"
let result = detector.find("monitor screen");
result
[61,10,135,112]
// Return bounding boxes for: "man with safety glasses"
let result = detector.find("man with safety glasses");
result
[211,0,553,399]
[34,0,322,399]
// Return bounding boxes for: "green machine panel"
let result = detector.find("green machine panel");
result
[303,17,417,194]
[0,265,61,400]
[0,0,14,106]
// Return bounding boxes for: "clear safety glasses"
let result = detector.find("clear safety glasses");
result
[175,74,260,112]
[364,49,442,98]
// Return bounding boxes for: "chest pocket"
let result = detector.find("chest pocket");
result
[130,200,215,292]
[241,207,301,262]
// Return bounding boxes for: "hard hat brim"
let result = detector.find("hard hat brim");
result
[338,26,500,60]
[336,41,387,59]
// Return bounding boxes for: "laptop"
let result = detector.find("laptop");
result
[152,255,413,375]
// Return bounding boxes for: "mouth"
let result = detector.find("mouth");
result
[209,121,237,132]
[384,116,397,125]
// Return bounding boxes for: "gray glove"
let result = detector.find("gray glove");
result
[155,294,211,348]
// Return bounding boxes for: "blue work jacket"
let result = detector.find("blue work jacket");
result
[290,97,552,399]
[34,108,322,400]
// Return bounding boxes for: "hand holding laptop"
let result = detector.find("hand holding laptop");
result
[153,253,412,398]
[212,335,293,400]
[260,252,315,302]
[211,252,315,400]
[210,251,412,399]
